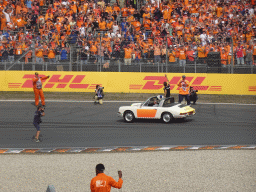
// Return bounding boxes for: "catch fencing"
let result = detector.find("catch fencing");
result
[1,35,256,74]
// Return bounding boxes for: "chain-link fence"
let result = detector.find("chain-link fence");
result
[1,35,256,74]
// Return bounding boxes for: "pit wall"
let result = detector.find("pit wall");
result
[0,71,255,95]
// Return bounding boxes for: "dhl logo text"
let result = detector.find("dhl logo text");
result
[129,76,222,91]
[8,74,99,89]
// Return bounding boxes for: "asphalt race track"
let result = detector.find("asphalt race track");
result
[0,101,255,148]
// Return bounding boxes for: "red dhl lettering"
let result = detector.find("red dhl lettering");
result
[21,74,89,89]
[140,76,207,90]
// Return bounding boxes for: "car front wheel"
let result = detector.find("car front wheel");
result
[123,111,135,123]
[161,112,173,123]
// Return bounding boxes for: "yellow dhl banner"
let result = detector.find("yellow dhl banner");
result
[0,71,255,95]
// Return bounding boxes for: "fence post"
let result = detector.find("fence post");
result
[77,48,79,71]
[4,62,6,70]
[22,62,24,71]
[194,59,196,73]
[158,62,159,73]
[69,46,72,71]
[100,34,102,72]
[165,37,168,73]
[46,63,47,71]
[32,40,36,71]
[231,38,234,74]
[184,64,185,73]
[251,64,253,74]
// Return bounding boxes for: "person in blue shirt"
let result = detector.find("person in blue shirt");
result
[60,47,68,62]
[33,105,45,142]
[26,0,32,9]
[124,31,134,41]
[121,19,128,32]
[3,30,10,39]
[69,31,78,45]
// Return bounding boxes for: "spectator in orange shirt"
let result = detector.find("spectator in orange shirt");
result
[154,43,161,64]
[168,46,176,64]
[90,164,123,192]
[124,45,133,65]
[48,47,56,63]
[220,49,228,67]
[186,46,195,64]
[177,75,190,105]
[179,45,186,66]
[36,46,44,63]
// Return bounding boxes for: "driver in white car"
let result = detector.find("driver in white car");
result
[153,99,159,107]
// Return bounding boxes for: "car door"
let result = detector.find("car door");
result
[136,97,159,118]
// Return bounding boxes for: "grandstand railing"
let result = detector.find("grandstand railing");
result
[1,61,255,74]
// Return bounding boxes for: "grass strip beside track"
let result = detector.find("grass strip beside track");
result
[0,92,255,104]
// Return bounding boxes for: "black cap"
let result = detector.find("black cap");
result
[96,164,105,172]
[35,72,38,75]
[182,75,186,78]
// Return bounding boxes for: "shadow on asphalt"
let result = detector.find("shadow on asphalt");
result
[116,118,194,124]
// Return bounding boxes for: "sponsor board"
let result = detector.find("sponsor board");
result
[0,71,255,95]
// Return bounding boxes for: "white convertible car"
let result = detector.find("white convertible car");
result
[118,96,196,123]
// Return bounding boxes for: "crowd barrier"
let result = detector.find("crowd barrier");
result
[0,71,255,95]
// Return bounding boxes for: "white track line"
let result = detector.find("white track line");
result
[0,100,255,105]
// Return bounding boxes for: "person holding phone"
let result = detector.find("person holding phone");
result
[33,105,45,142]
[177,75,190,105]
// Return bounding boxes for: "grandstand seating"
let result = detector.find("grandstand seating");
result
[0,0,255,71]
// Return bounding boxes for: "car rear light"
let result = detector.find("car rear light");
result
[180,112,187,115]
[188,111,193,115]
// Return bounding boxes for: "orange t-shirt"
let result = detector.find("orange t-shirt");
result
[133,21,141,31]
[124,48,132,59]
[179,49,186,60]
[197,47,205,58]
[99,21,106,30]
[177,79,190,95]
[48,49,55,59]
[15,46,23,55]
[169,51,176,62]
[90,173,123,192]
[121,8,128,17]
[36,49,44,58]
[221,52,228,65]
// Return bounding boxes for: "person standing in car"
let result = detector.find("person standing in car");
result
[163,74,171,98]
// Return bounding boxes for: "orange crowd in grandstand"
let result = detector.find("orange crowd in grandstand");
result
[0,0,256,66]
